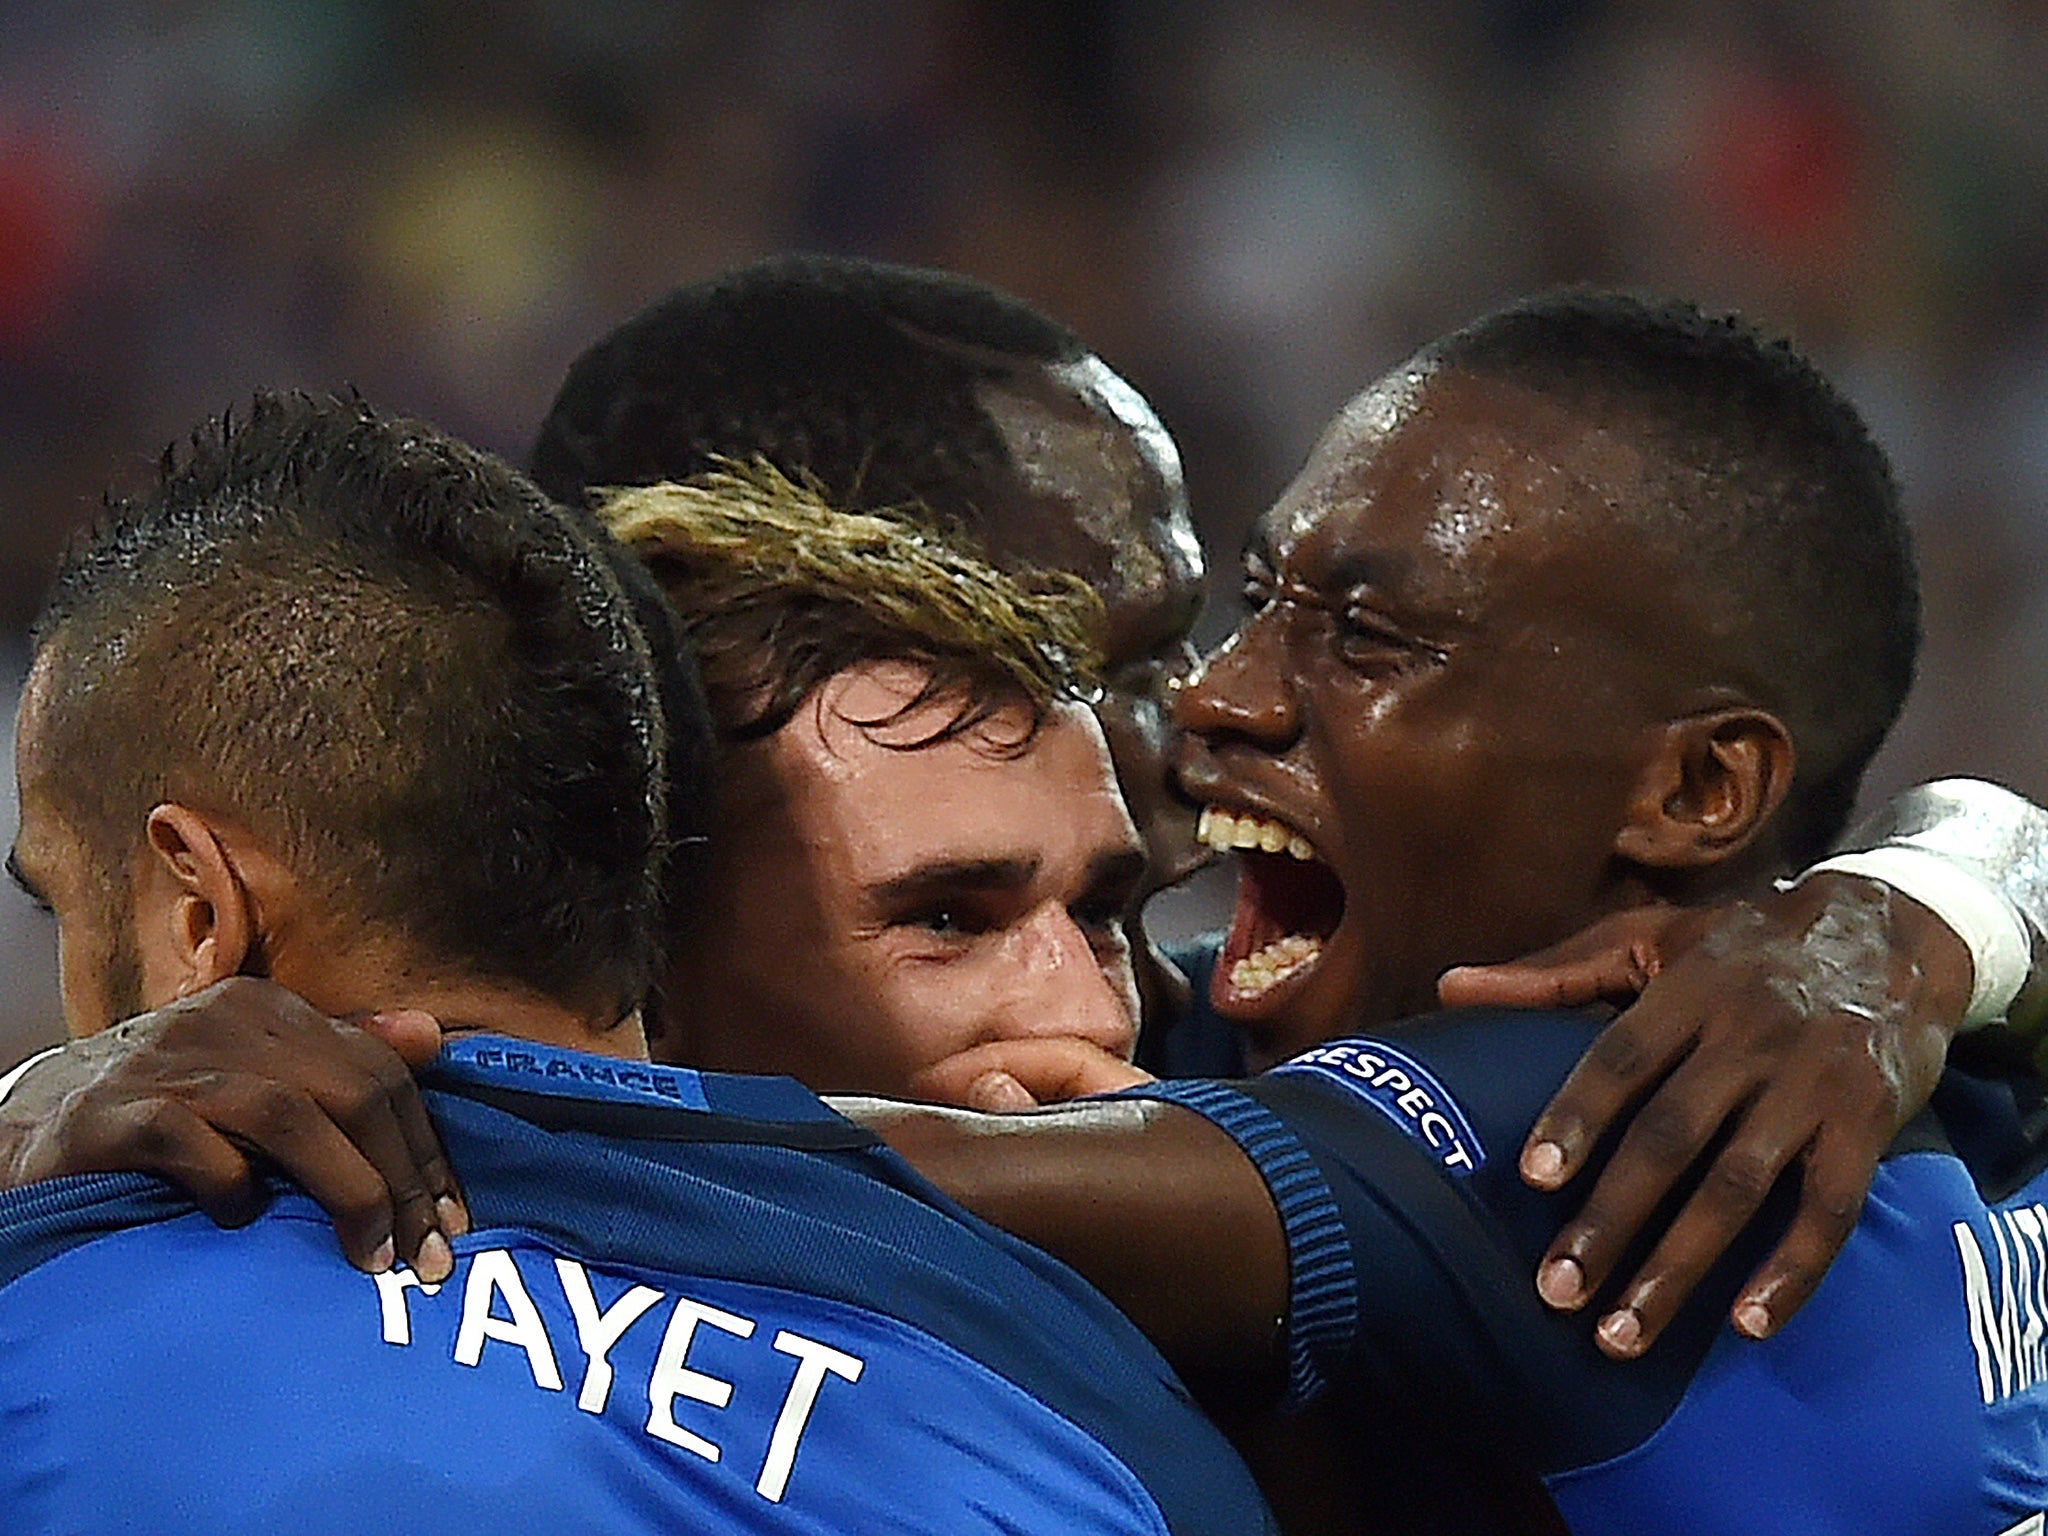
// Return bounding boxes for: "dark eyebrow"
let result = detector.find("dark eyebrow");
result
[867,857,1041,910]
[1078,846,1149,913]
[1240,526,1418,605]
[869,845,1148,916]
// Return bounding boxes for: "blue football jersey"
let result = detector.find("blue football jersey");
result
[1131,1007,2048,1534]
[0,1035,1274,1534]
[1136,938,1249,1080]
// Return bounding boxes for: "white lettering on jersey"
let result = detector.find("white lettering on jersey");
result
[757,1332,865,1502]
[1277,1040,1484,1174]
[646,1296,757,1460]
[1956,1202,2048,1405]
[370,1249,867,1501]
[454,1248,565,1391]
[555,1258,664,1414]
[372,1266,441,1345]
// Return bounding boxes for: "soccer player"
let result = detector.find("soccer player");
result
[0,395,1271,1534]
[529,255,2048,1319]
[531,253,1208,940]
[874,293,2048,1531]
[596,465,1150,1096]
[4,258,2041,1340]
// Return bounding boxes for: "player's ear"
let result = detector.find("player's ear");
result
[1612,707,1795,871]
[137,803,259,995]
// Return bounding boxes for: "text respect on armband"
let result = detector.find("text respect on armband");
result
[371,1249,865,1503]
[1276,1038,1485,1174]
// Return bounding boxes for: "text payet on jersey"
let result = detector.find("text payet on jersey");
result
[374,1246,864,1504]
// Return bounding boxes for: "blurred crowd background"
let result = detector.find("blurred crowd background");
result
[5,0,2048,1055]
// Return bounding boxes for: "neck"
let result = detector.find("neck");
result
[274,953,649,1061]
[260,913,647,1056]
[169,834,652,1059]
[1643,837,1794,911]
[417,982,650,1061]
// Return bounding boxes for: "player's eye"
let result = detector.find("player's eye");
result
[1071,896,1123,940]
[1070,875,1141,961]
[897,902,994,940]
[1074,868,1139,928]
[1334,604,1442,673]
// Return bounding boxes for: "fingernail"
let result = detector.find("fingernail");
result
[1733,1300,1773,1339]
[1523,1140,1566,1186]
[975,1073,1036,1113]
[436,1195,470,1238]
[1536,1256,1585,1309]
[1598,1307,1643,1356]
[367,1236,395,1274]
[416,1229,454,1285]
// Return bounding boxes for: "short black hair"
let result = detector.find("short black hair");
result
[1429,290,1918,861]
[563,502,719,914]
[530,252,1089,523]
[32,393,682,1016]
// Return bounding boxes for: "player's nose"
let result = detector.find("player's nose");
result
[996,909,1139,1061]
[1173,619,1298,750]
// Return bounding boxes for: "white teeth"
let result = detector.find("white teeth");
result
[1228,934,1324,996]
[1198,805,1316,861]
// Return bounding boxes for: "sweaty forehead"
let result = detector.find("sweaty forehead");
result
[782,662,1030,763]
[969,356,1200,602]
[1255,368,1649,616]
[763,664,1135,870]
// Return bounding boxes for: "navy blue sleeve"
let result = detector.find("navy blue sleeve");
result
[1128,1008,1775,1478]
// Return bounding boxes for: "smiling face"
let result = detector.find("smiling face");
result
[660,660,1146,1095]
[1174,365,1693,1065]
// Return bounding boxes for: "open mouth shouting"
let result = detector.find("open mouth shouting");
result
[1196,805,1347,1017]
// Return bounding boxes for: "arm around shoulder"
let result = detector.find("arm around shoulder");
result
[842,1092,1293,1387]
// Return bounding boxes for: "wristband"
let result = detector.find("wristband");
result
[1790,847,2031,1030]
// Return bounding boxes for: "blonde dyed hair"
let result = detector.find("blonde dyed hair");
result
[597,463,1103,746]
